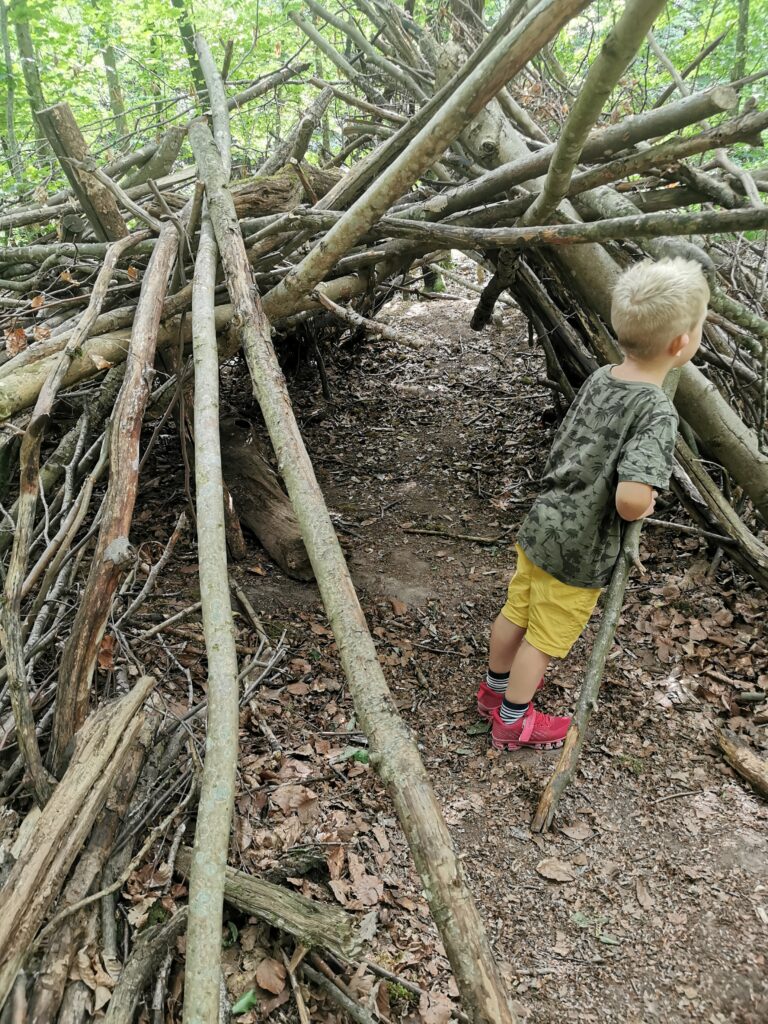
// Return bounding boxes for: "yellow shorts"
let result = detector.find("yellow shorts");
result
[500,545,601,658]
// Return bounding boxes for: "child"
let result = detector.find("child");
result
[477,257,710,751]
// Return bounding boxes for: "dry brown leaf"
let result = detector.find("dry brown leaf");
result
[535,857,577,883]
[4,327,27,355]
[97,634,116,670]
[93,985,112,1012]
[560,821,593,842]
[635,877,653,909]
[30,294,45,309]
[271,784,318,822]
[390,597,408,615]
[126,265,139,281]
[90,353,113,371]
[256,957,286,995]
[33,324,51,341]
[418,990,453,1024]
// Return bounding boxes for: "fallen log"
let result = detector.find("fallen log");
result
[0,676,155,1008]
[175,847,367,962]
[221,418,313,580]
[191,115,518,1024]
[717,730,768,799]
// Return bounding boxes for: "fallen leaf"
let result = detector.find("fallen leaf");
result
[271,784,318,822]
[390,597,408,615]
[4,327,27,355]
[33,324,51,341]
[635,877,653,909]
[418,990,453,1024]
[255,957,286,995]
[560,821,593,841]
[536,857,577,883]
[93,985,112,1011]
[90,353,113,371]
[97,634,116,671]
[30,294,45,309]
[126,265,139,281]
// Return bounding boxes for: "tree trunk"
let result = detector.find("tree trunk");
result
[221,418,314,580]
[101,41,128,143]
[9,0,48,154]
[0,0,22,183]
[170,0,206,100]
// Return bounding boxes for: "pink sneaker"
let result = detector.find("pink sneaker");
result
[491,704,571,751]
[476,678,545,720]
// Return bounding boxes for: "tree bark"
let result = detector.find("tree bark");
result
[191,116,518,1024]
[101,40,128,142]
[9,0,48,153]
[220,419,313,580]
[182,35,240,1024]
[175,847,367,961]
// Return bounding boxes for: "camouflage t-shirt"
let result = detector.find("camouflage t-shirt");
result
[517,365,678,589]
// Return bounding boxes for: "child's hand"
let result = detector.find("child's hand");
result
[640,489,658,518]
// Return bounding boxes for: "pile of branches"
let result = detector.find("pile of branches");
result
[1,1,767,1022]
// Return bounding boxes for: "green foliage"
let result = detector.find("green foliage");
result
[0,1,765,199]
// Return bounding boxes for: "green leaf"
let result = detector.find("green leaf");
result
[466,721,491,735]
[232,990,259,1015]
[598,933,621,945]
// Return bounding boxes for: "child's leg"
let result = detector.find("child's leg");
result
[505,639,551,704]
[488,613,526,673]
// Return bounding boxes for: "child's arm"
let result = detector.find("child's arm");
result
[616,481,657,521]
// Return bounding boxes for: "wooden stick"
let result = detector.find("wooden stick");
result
[523,0,668,225]
[48,215,187,776]
[190,116,518,1024]
[181,33,241,1024]
[282,950,311,1024]
[0,231,146,806]
[263,0,591,319]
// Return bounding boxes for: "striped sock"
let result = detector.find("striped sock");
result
[486,668,509,693]
[499,698,529,725]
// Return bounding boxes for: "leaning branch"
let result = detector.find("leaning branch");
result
[190,116,518,1024]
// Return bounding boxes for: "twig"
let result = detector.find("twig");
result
[231,580,271,647]
[135,600,203,639]
[116,511,188,626]
[402,526,503,544]
[300,963,376,1024]
[282,949,311,1024]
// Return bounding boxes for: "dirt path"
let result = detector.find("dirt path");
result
[135,274,768,1023]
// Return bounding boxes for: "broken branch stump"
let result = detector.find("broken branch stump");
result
[220,418,313,580]
[37,102,127,242]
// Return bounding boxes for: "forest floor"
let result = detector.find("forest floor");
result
[114,262,766,1023]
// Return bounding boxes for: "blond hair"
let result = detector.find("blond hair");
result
[611,257,710,360]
